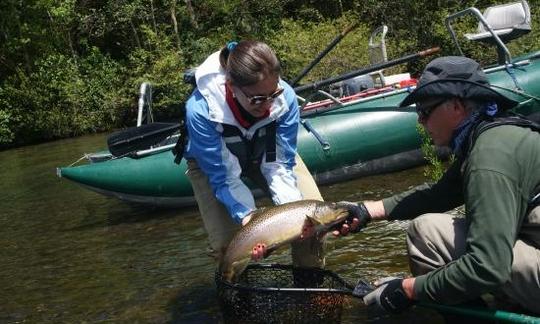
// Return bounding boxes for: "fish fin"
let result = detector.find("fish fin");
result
[249,207,267,220]
[305,214,322,226]
[264,245,280,258]
[223,258,250,283]
[301,215,321,239]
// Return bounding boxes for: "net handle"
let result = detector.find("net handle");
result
[326,270,540,324]
[218,263,540,323]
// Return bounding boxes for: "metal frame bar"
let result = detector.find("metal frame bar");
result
[445,7,513,64]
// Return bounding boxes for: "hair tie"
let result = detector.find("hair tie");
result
[485,101,499,116]
[226,41,238,52]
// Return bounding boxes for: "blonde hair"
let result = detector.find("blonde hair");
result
[219,40,281,86]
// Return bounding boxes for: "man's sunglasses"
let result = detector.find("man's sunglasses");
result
[237,86,284,105]
[415,99,447,120]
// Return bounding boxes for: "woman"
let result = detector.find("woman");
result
[183,40,324,268]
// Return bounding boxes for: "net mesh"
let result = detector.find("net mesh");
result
[215,264,352,324]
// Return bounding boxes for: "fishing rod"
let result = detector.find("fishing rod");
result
[293,46,440,93]
[289,22,359,87]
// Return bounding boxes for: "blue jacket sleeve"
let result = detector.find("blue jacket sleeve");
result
[184,90,255,223]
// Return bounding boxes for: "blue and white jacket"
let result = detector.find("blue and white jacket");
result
[184,51,302,223]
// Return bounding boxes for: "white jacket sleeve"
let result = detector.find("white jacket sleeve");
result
[261,82,303,204]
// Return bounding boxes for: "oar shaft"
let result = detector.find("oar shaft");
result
[290,22,358,86]
[294,47,440,93]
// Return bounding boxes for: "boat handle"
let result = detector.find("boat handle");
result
[300,119,331,151]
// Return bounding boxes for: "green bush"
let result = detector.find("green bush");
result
[0,108,14,144]
[0,50,124,146]
[269,15,371,84]
[1,0,539,148]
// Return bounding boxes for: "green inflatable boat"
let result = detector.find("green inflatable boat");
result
[58,3,540,208]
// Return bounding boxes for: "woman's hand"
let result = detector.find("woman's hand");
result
[251,243,267,261]
[241,211,267,261]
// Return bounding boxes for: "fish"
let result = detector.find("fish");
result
[219,199,350,282]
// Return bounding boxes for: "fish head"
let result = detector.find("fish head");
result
[310,202,350,228]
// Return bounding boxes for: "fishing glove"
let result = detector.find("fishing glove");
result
[335,201,371,233]
[363,277,414,314]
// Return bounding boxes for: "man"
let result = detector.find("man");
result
[336,56,540,315]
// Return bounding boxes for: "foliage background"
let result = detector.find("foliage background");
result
[1,0,539,147]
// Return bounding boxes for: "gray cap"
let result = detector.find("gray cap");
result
[399,56,518,109]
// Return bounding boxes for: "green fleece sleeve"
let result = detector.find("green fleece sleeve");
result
[383,161,464,220]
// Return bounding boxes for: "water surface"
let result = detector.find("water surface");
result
[0,133,443,323]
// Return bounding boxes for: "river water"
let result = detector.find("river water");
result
[0,133,444,323]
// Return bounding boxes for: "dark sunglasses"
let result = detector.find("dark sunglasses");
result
[238,86,284,105]
[416,99,446,119]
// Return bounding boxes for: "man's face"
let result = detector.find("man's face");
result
[417,98,467,147]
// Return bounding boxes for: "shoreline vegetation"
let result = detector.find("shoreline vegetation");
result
[1,1,538,149]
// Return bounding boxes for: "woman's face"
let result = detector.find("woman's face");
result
[232,75,281,118]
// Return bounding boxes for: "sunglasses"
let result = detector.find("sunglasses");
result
[237,86,284,105]
[415,99,447,120]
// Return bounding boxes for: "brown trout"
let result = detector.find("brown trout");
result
[219,200,350,282]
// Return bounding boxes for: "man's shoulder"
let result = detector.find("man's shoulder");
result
[468,124,539,170]
[476,124,538,145]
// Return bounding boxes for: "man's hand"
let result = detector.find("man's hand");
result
[332,201,371,236]
[363,277,414,314]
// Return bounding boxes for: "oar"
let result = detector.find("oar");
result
[293,47,440,94]
[289,22,359,87]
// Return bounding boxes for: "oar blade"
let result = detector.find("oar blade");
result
[107,122,180,157]
[352,279,375,298]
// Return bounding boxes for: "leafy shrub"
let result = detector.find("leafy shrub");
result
[0,49,124,147]
[0,108,14,144]
[1,0,539,148]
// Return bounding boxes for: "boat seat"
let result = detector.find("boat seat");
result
[464,0,531,44]
[368,25,388,87]
[329,25,389,97]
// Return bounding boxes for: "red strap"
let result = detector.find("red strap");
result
[225,84,270,128]
[225,84,251,128]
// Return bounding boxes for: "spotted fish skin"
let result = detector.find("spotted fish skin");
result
[219,200,350,282]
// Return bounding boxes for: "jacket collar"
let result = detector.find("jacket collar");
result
[195,50,289,131]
